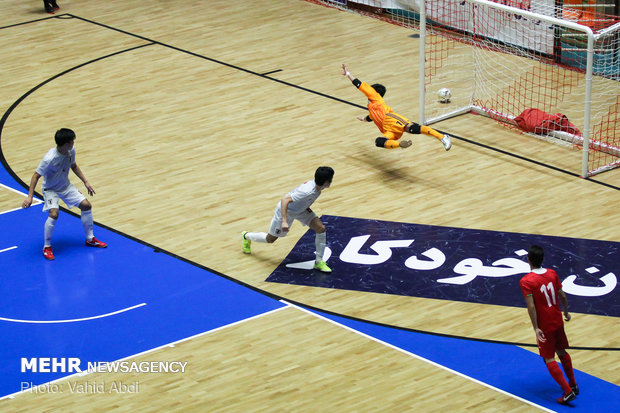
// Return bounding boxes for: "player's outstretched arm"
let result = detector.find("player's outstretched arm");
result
[342,64,355,82]
[22,172,41,209]
[343,64,368,121]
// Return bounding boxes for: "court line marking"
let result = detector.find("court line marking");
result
[1,304,289,400]
[0,183,32,197]
[0,303,147,324]
[0,246,17,254]
[283,300,555,413]
[0,14,58,30]
[0,205,42,216]
[0,183,42,215]
[113,304,289,354]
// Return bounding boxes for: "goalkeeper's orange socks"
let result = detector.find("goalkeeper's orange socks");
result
[420,125,443,141]
[384,139,401,149]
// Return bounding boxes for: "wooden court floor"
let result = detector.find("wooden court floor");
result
[1,0,618,411]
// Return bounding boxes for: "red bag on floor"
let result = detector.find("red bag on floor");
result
[514,108,581,136]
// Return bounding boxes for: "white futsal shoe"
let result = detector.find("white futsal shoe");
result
[441,135,452,151]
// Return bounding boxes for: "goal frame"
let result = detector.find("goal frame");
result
[419,0,600,178]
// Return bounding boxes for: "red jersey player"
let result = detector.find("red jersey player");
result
[520,245,578,405]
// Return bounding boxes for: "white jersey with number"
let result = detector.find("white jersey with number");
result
[275,180,321,216]
[36,147,75,191]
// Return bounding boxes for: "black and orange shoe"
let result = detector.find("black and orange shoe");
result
[44,1,55,14]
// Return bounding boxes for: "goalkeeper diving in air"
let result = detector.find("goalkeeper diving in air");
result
[342,63,451,151]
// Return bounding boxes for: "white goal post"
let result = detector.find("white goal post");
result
[419,0,620,177]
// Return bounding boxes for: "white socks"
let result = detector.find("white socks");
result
[44,211,95,247]
[44,217,57,247]
[81,209,94,240]
[244,230,326,263]
[245,232,268,243]
[315,231,326,263]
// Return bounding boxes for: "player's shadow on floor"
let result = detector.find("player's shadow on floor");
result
[246,251,289,271]
[345,151,441,190]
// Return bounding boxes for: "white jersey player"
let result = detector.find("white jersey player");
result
[22,128,107,260]
[242,166,334,273]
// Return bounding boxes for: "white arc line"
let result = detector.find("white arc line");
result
[0,303,147,324]
[0,246,17,253]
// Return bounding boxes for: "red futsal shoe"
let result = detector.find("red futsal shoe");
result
[85,237,107,248]
[43,246,55,260]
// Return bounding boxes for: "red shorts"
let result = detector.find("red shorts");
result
[537,326,569,359]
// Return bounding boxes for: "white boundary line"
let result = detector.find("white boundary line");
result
[0,183,29,197]
[283,300,555,413]
[0,205,40,216]
[0,303,147,324]
[0,183,42,215]
[0,304,289,401]
[0,246,17,254]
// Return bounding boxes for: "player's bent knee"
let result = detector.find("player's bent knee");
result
[375,137,387,148]
[79,199,92,211]
[407,123,421,134]
[309,217,325,233]
[266,234,278,243]
[49,209,59,220]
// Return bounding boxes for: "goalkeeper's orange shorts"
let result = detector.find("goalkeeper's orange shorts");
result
[382,112,410,140]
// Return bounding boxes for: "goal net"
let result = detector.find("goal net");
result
[420,0,620,177]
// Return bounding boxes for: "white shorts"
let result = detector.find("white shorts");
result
[42,184,86,211]
[268,208,317,238]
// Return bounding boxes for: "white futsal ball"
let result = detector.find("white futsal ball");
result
[438,88,452,103]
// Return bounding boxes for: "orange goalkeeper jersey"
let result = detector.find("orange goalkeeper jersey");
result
[358,81,392,133]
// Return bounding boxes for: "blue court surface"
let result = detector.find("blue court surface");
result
[0,204,285,398]
[0,170,618,409]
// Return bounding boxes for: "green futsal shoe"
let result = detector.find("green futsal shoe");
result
[241,231,251,254]
[313,260,332,273]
